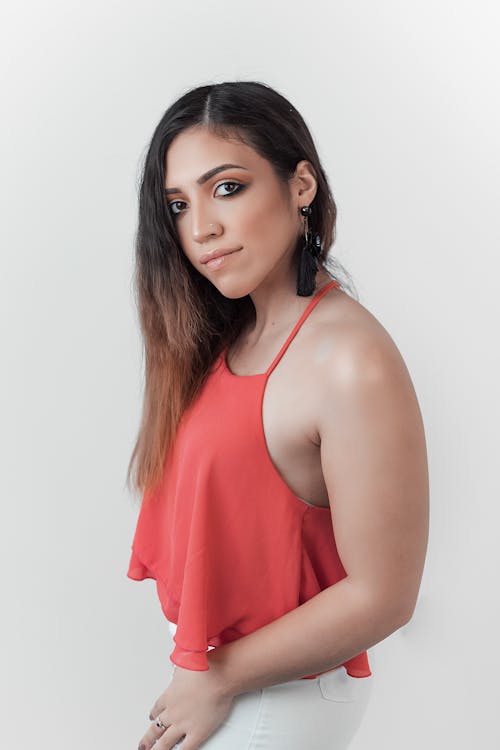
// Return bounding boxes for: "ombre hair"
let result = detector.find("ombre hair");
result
[126,80,356,502]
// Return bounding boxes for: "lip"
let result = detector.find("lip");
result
[199,247,242,264]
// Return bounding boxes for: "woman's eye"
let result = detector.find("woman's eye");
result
[169,200,186,216]
[168,181,245,217]
[214,181,244,197]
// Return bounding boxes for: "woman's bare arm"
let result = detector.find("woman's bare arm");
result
[207,323,430,698]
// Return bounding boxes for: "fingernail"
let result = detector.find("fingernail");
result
[139,744,146,750]
[149,713,153,720]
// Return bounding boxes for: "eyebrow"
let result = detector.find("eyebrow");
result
[164,163,249,196]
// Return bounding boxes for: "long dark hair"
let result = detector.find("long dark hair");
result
[126,80,356,502]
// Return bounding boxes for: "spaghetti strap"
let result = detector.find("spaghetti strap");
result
[265,280,340,378]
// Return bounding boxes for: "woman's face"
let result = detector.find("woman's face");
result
[164,126,317,298]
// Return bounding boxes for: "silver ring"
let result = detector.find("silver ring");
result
[155,716,167,730]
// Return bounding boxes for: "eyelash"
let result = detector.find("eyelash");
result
[168,181,246,217]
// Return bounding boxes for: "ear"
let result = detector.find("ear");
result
[291,160,318,206]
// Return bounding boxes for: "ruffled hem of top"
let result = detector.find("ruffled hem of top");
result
[127,546,372,679]
[127,550,153,581]
[170,642,213,671]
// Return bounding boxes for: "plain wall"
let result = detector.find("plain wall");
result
[1,1,498,747]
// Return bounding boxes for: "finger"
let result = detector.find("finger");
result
[137,712,170,750]
[148,700,165,721]
[155,727,187,749]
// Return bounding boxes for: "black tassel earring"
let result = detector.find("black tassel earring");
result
[296,205,321,296]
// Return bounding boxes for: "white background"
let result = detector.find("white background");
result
[1,1,499,747]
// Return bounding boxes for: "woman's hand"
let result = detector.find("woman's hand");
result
[137,660,235,750]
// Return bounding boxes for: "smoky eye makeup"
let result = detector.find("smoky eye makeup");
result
[213,180,246,196]
[167,179,248,216]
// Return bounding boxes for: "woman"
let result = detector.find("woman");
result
[126,81,429,750]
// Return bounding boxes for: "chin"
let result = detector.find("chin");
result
[216,284,252,301]
[207,276,254,301]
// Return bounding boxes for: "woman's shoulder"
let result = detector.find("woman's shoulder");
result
[309,287,412,390]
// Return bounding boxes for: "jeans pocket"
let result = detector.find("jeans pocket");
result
[317,667,360,703]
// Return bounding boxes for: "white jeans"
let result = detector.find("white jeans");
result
[166,620,373,749]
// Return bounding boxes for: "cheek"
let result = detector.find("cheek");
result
[237,194,291,249]
[174,223,199,266]
[178,241,196,266]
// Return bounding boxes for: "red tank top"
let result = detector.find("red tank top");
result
[127,280,372,679]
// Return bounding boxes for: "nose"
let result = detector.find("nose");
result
[192,223,222,244]
[191,206,222,244]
